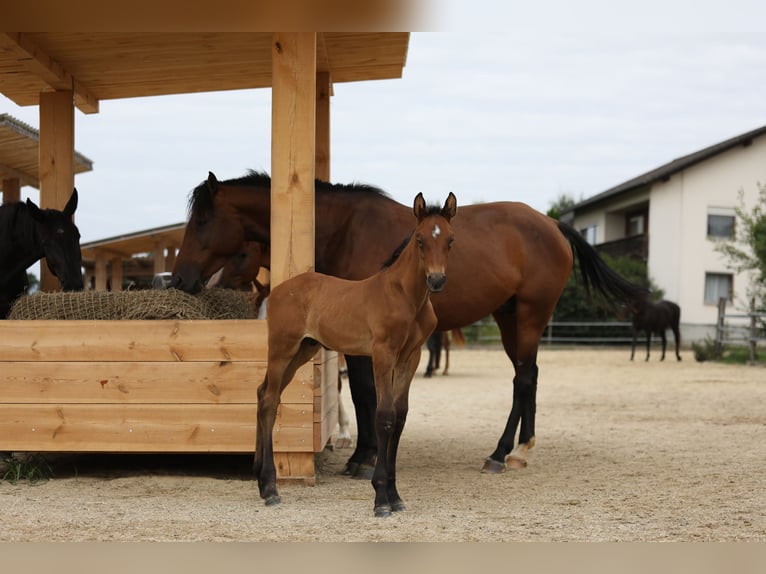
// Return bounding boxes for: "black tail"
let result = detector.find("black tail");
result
[557,221,648,307]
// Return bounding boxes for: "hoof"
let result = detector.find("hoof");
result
[351,463,375,481]
[341,462,359,476]
[334,435,354,449]
[481,457,506,474]
[391,501,406,513]
[264,495,282,507]
[505,456,528,470]
[374,505,392,518]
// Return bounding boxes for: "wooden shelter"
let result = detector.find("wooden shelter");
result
[79,222,186,290]
[0,32,410,481]
[0,113,93,204]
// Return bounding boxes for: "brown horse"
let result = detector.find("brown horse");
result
[172,172,644,475]
[254,192,456,517]
[217,241,270,291]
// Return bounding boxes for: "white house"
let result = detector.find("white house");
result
[561,125,766,343]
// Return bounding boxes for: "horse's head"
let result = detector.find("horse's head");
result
[171,172,247,293]
[412,192,457,293]
[217,241,270,290]
[26,189,84,291]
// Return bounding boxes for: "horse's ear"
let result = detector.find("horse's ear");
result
[25,198,45,222]
[207,171,219,197]
[63,188,78,217]
[442,192,457,221]
[413,192,426,220]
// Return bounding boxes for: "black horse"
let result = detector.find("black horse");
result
[628,295,682,361]
[0,189,84,317]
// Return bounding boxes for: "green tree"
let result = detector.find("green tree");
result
[546,192,578,220]
[26,272,40,294]
[712,183,766,310]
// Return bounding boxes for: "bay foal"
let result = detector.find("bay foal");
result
[254,192,457,517]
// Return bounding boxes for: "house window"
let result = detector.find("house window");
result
[704,273,732,304]
[627,214,645,236]
[707,208,735,238]
[580,224,598,245]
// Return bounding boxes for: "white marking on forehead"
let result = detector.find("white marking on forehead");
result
[432,224,441,239]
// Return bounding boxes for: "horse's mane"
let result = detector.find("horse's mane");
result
[0,202,36,260]
[188,169,390,215]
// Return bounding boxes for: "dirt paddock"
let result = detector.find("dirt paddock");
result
[2,347,764,542]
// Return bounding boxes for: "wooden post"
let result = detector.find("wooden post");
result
[39,90,75,292]
[270,32,317,482]
[94,253,108,291]
[315,71,331,182]
[110,256,123,291]
[749,297,757,364]
[2,177,21,204]
[270,32,316,288]
[153,241,167,274]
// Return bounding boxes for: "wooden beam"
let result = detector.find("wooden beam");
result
[0,33,100,114]
[270,32,317,288]
[0,165,37,189]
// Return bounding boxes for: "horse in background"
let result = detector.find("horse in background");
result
[0,189,83,317]
[628,295,682,361]
[425,328,465,377]
[254,192,456,517]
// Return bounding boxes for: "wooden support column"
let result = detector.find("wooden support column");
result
[39,90,75,292]
[270,32,317,482]
[110,256,123,291]
[270,32,316,289]
[165,247,177,272]
[94,253,108,291]
[2,177,21,204]
[153,241,167,274]
[315,71,331,182]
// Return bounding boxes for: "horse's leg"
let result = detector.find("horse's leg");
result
[660,329,667,361]
[370,349,398,517]
[630,328,637,361]
[483,301,544,473]
[672,322,682,361]
[342,355,378,479]
[335,373,353,448]
[645,331,651,361]
[424,332,439,377]
[442,332,450,375]
[384,345,423,513]
[256,339,319,506]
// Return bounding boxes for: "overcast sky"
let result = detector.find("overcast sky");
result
[3,1,766,247]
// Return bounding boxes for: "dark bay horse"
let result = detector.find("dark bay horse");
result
[172,171,645,475]
[255,193,456,517]
[0,189,83,317]
[425,328,465,377]
[629,296,682,361]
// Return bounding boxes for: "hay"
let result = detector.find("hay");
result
[8,288,258,320]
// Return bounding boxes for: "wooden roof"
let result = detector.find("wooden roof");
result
[0,33,410,114]
[79,222,185,261]
[0,113,93,189]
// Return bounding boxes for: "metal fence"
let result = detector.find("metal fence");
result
[462,319,635,346]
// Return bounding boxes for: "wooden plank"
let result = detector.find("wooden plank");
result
[0,403,312,453]
[0,361,314,405]
[313,350,339,451]
[0,319,268,361]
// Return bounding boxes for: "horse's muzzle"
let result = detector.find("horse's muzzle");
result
[169,273,204,294]
[427,273,447,293]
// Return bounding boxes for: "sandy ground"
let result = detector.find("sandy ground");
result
[2,347,764,542]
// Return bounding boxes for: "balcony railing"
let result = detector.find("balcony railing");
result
[594,233,647,261]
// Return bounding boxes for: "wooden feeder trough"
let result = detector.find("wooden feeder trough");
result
[0,318,339,482]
